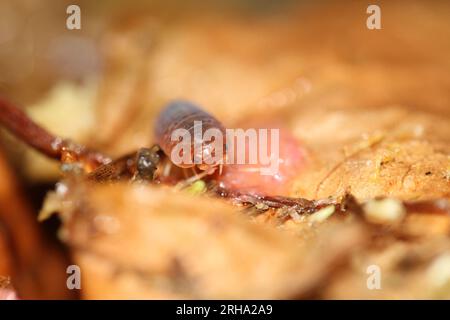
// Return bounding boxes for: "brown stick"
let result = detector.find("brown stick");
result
[0,96,62,159]
[0,96,111,169]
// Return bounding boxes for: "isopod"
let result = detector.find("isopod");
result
[154,100,226,175]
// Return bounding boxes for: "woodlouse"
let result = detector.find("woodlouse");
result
[154,100,226,174]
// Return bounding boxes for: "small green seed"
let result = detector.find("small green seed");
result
[185,180,207,195]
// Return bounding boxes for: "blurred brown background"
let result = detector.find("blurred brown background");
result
[0,0,449,111]
[1,0,449,180]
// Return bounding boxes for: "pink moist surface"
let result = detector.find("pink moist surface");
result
[219,128,306,196]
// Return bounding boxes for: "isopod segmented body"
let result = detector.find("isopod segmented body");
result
[154,100,226,172]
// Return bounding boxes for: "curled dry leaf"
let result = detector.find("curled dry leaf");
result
[60,182,368,299]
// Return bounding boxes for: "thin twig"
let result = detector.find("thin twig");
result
[0,96,111,169]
